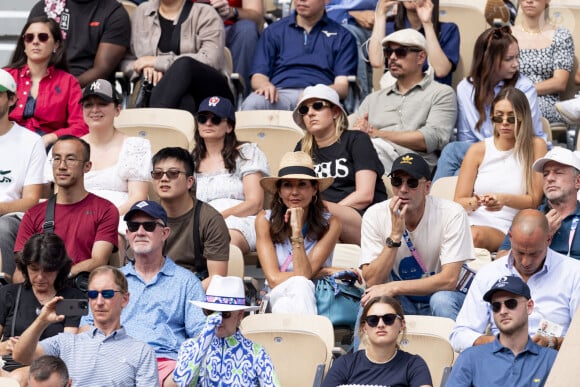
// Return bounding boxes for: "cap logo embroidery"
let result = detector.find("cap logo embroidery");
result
[401,155,414,165]
[209,96,220,106]
[90,81,101,92]
[135,201,149,209]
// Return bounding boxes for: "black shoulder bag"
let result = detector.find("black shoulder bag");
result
[192,199,207,281]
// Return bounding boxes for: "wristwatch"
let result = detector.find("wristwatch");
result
[386,237,402,248]
[231,7,239,20]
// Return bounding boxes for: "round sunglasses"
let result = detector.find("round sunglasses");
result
[390,176,422,189]
[365,313,402,327]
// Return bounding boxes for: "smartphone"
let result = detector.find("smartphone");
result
[56,299,89,317]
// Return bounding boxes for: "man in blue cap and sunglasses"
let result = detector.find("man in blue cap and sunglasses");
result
[447,275,557,387]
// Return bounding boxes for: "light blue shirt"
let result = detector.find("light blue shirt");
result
[456,75,546,143]
[82,257,205,359]
[450,248,580,352]
[447,337,557,387]
[41,326,159,386]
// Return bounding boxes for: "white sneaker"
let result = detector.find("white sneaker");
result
[485,0,519,27]
[556,98,580,125]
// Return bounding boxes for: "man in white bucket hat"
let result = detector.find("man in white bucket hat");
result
[174,275,280,386]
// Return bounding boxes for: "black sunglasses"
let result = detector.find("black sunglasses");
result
[203,309,232,319]
[87,289,122,299]
[365,313,402,328]
[197,114,225,125]
[298,101,330,115]
[491,298,519,313]
[23,33,50,43]
[384,46,422,58]
[491,115,517,124]
[126,221,164,233]
[391,176,421,189]
[150,169,186,180]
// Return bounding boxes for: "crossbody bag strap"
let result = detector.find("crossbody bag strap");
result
[170,0,193,55]
[402,229,428,273]
[43,194,57,233]
[11,284,23,337]
[193,199,204,272]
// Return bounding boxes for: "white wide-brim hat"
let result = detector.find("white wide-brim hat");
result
[260,151,334,195]
[189,275,259,312]
[292,84,348,130]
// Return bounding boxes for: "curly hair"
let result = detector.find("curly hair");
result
[268,180,329,244]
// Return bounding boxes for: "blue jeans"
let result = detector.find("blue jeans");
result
[226,20,260,98]
[241,88,303,111]
[340,23,372,100]
[432,141,472,182]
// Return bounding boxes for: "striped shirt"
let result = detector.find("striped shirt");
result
[41,326,159,386]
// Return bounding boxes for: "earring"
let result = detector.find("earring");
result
[313,194,318,203]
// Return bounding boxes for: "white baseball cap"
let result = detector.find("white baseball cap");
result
[532,147,580,172]
[0,69,16,93]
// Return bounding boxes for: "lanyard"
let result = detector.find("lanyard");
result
[403,229,428,273]
[567,216,579,257]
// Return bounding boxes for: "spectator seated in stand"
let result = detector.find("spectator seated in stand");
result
[294,84,387,245]
[121,0,234,115]
[256,151,341,314]
[28,355,71,387]
[433,26,547,182]
[454,87,546,252]
[4,17,87,149]
[240,0,357,111]
[368,0,460,87]
[28,0,131,87]
[193,96,269,254]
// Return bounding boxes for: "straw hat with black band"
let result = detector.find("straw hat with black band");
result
[260,151,333,194]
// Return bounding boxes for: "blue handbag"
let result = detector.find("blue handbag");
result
[315,271,363,328]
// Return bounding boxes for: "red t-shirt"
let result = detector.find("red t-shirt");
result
[15,194,119,264]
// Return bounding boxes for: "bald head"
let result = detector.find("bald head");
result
[511,209,549,237]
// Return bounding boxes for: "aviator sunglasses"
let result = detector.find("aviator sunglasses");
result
[365,313,402,327]
[203,309,232,319]
[491,298,520,313]
[23,33,50,43]
[298,100,330,115]
[384,46,422,58]
[491,115,517,124]
[126,221,165,232]
[87,289,122,299]
[390,176,421,189]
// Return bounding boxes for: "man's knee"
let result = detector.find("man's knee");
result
[241,93,272,110]
[227,19,259,42]
[430,290,465,320]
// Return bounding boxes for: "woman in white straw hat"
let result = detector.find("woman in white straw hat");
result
[256,151,342,315]
[293,84,387,245]
[173,275,280,386]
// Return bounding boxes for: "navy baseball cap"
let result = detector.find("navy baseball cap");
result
[197,96,236,125]
[389,153,431,180]
[483,276,531,302]
[124,200,168,226]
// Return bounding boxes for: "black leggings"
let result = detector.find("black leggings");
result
[150,56,234,115]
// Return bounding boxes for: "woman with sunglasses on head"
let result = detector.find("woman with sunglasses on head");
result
[174,275,280,386]
[256,151,342,315]
[294,84,387,245]
[512,0,574,125]
[192,96,269,254]
[0,233,84,379]
[433,26,546,181]
[322,296,432,387]
[4,17,87,149]
[454,87,545,252]
[368,0,459,86]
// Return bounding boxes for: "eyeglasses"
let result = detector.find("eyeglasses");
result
[391,176,422,189]
[150,169,187,180]
[384,46,422,58]
[87,289,122,299]
[23,33,50,43]
[50,157,86,167]
[297,101,330,115]
[126,221,165,232]
[203,309,232,319]
[365,313,402,327]
[197,114,226,125]
[491,115,517,124]
[491,298,519,313]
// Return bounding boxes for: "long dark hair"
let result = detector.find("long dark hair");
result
[192,108,246,174]
[16,233,72,291]
[7,16,69,72]
[468,27,519,131]
[394,0,441,37]
[269,180,329,244]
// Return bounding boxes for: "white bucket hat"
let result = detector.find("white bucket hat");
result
[190,275,259,312]
[292,84,348,130]
[260,151,334,194]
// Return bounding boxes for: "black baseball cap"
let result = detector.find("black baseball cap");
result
[483,276,531,302]
[389,153,431,180]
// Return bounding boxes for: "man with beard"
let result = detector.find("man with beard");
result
[447,276,557,387]
[352,28,456,173]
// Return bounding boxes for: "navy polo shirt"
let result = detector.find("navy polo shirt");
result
[250,12,357,89]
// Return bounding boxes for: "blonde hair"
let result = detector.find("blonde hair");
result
[300,103,348,157]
